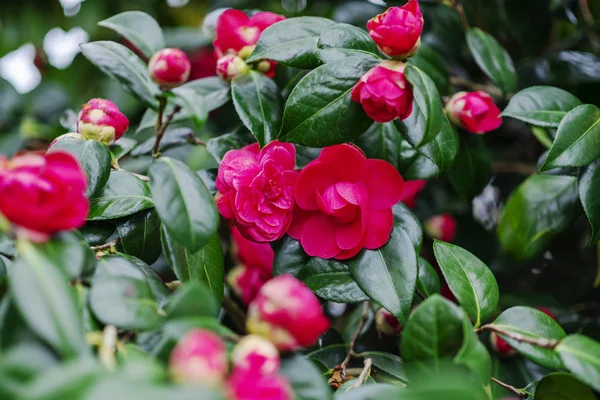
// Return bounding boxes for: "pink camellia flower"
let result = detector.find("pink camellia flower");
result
[77,98,129,145]
[216,54,249,81]
[367,0,423,59]
[288,144,404,260]
[0,151,88,243]
[375,308,403,335]
[228,369,292,400]
[231,335,280,376]
[148,48,191,88]
[351,61,413,123]
[400,179,426,208]
[169,329,229,386]
[215,141,298,243]
[425,213,457,242]
[227,264,271,305]
[247,274,329,351]
[446,91,502,134]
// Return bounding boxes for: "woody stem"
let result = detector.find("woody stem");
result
[476,325,560,349]
[340,302,369,380]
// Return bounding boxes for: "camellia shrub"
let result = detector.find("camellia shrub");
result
[2,1,600,399]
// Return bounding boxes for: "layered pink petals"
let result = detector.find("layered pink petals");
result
[148,48,191,88]
[77,98,129,143]
[367,0,423,59]
[446,91,502,134]
[289,144,404,260]
[400,179,426,208]
[216,141,298,243]
[228,369,292,400]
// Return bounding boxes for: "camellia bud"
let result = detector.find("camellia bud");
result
[148,48,191,88]
[77,98,129,145]
[169,329,228,386]
[216,55,249,81]
[351,61,413,123]
[246,274,330,351]
[231,335,280,376]
[446,91,502,134]
[228,370,293,400]
[375,308,403,335]
[425,213,457,242]
[227,264,271,305]
[367,0,424,60]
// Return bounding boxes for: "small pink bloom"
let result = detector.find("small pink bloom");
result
[169,329,228,386]
[77,98,129,144]
[227,264,271,305]
[216,54,249,81]
[0,151,88,242]
[375,308,403,335]
[367,0,423,59]
[231,226,274,273]
[232,335,280,377]
[215,141,298,243]
[446,91,502,134]
[288,143,404,260]
[351,61,413,123]
[228,369,292,400]
[400,179,426,208]
[247,275,329,351]
[425,213,457,242]
[148,48,191,88]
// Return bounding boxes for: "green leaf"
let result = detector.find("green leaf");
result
[454,316,491,384]
[279,355,332,400]
[556,334,600,392]
[361,351,408,383]
[48,137,111,198]
[497,174,579,260]
[246,17,335,69]
[466,28,517,93]
[541,104,600,170]
[316,48,378,64]
[349,228,418,323]
[88,170,154,221]
[85,377,226,400]
[535,372,595,400]
[161,227,224,306]
[355,122,401,169]
[98,11,164,59]
[307,344,347,369]
[280,56,377,147]
[317,23,379,56]
[448,135,491,200]
[148,157,218,252]
[433,241,499,327]
[183,77,231,112]
[579,160,600,244]
[231,71,282,147]
[117,344,167,384]
[116,209,162,265]
[491,306,567,369]
[165,281,219,319]
[131,128,192,156]
[111,137,137,160]
[334,384,403,400]
[171,87,208,127]
[272,236,310,277]
[416,257,440,298]
[206,128,255,163]
[407,43,451,96]
[299,258,368,303]
[502,86,582,128]
[34,231,96,279]
[80,41,161,108]
[10,240,87,358]
[79,222,116,247]
[392,202,423,253]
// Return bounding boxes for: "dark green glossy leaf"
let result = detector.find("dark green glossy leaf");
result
[165,281,219,319]
[48,137,111,198]
[80,41,161,108]
[556,334,600,392]
[579,160,600,244]
[161,228,224,305]
[149,157,218,252]
[231,71,282,147]
[407,44,451,96]
[317,23,379,56]
[392,202,423,253]
[316,48,378,64]
[299,258,368,303]
[111,137,137,160]
[454,316,491,384]
[497,174,579,260]
[34,231,96,279]
[79,222,116,247]
[116,209,162,265]
[502,86,582,128]
[449,135,491,199]
[433,241,499,327]
[361,351,408,383]
[246,17,335,69]
[205,128,255,163]
[416,257,440,298]
[171,87,208,128]
[307,344,346,370]
[491,306,567,369]
[349,228,418,323]
[355,122,401,169]
[98,11,164,58]
[403,66,443,147]
[280,56,378,147]
[272,236,310,277]
[466,28,517,93]
[183,77,231,112]
[342,304,374,343]
[334,384,403,400]
[89,170,154,221]
[535,372,595,400]
[280,355,332,400]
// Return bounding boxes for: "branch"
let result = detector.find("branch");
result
[449,76,504,98]
[340,302,370,380]
[152,101,182,158]
[452,0,469,30]
[491,377,528,399]
[90,237,120,251]
[477,325,560,349]
[492,161,537,176]
[186,133,206,146]
[355,358,373,387]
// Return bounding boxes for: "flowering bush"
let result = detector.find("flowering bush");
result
[1,1,600,399]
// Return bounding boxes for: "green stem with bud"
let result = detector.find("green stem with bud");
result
[152,98,182,158]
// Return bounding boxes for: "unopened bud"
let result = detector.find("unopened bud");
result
[77,98,129,145]
[232,335,280,376]
[148,48,191,89]
[375,308,403,335]
[216,55,249,81]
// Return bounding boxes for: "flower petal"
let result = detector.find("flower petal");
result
[364,209,394,249]
[364,159,404,210]
[319,144,367,183]
[295,161,335,211]
[300,214,340,259]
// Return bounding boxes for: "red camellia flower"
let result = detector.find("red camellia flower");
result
[351,61,413,123]
[288,144,404,260]
[367,0,424,59]
[400,179,426,208]
[77,98,129,145]
[0,152,88,242]
[247,274,329,351]
[446,91,502,134]
[148,48,191,88]
[425,213,457,242]
[228,370,292,400]
[215,141,298,243]
[231,335,280,377]
[375,308,403,335]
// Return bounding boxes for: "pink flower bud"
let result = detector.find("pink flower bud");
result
[216,55,249,81]
[351,61,413,123]
[446,91,502,134]
[375,308,403,335]
[232,335,280,376]
[400,179,426,209]
[148,48,191,88]
[169,329,229,386]
[0,151,88,242]
[227,370,292,400]
[246,275,330,351]
[425,213,457,242]
[367,0,424,60]
[231,226,274,274]
[227,264,271,305]
[77,98,129,145]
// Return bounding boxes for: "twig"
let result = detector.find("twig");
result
[340,302,370,380]
[223,296,247,334]
[453,0,469,30]
[477,325,560,349]
[579,0,600,50]
[186,133,206,146]
[355,358,373,387]
[491,377,527,399]
[152,100,182,158]
[492,161,537,176]
[90,237,120,251]
[450,76,504,98]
